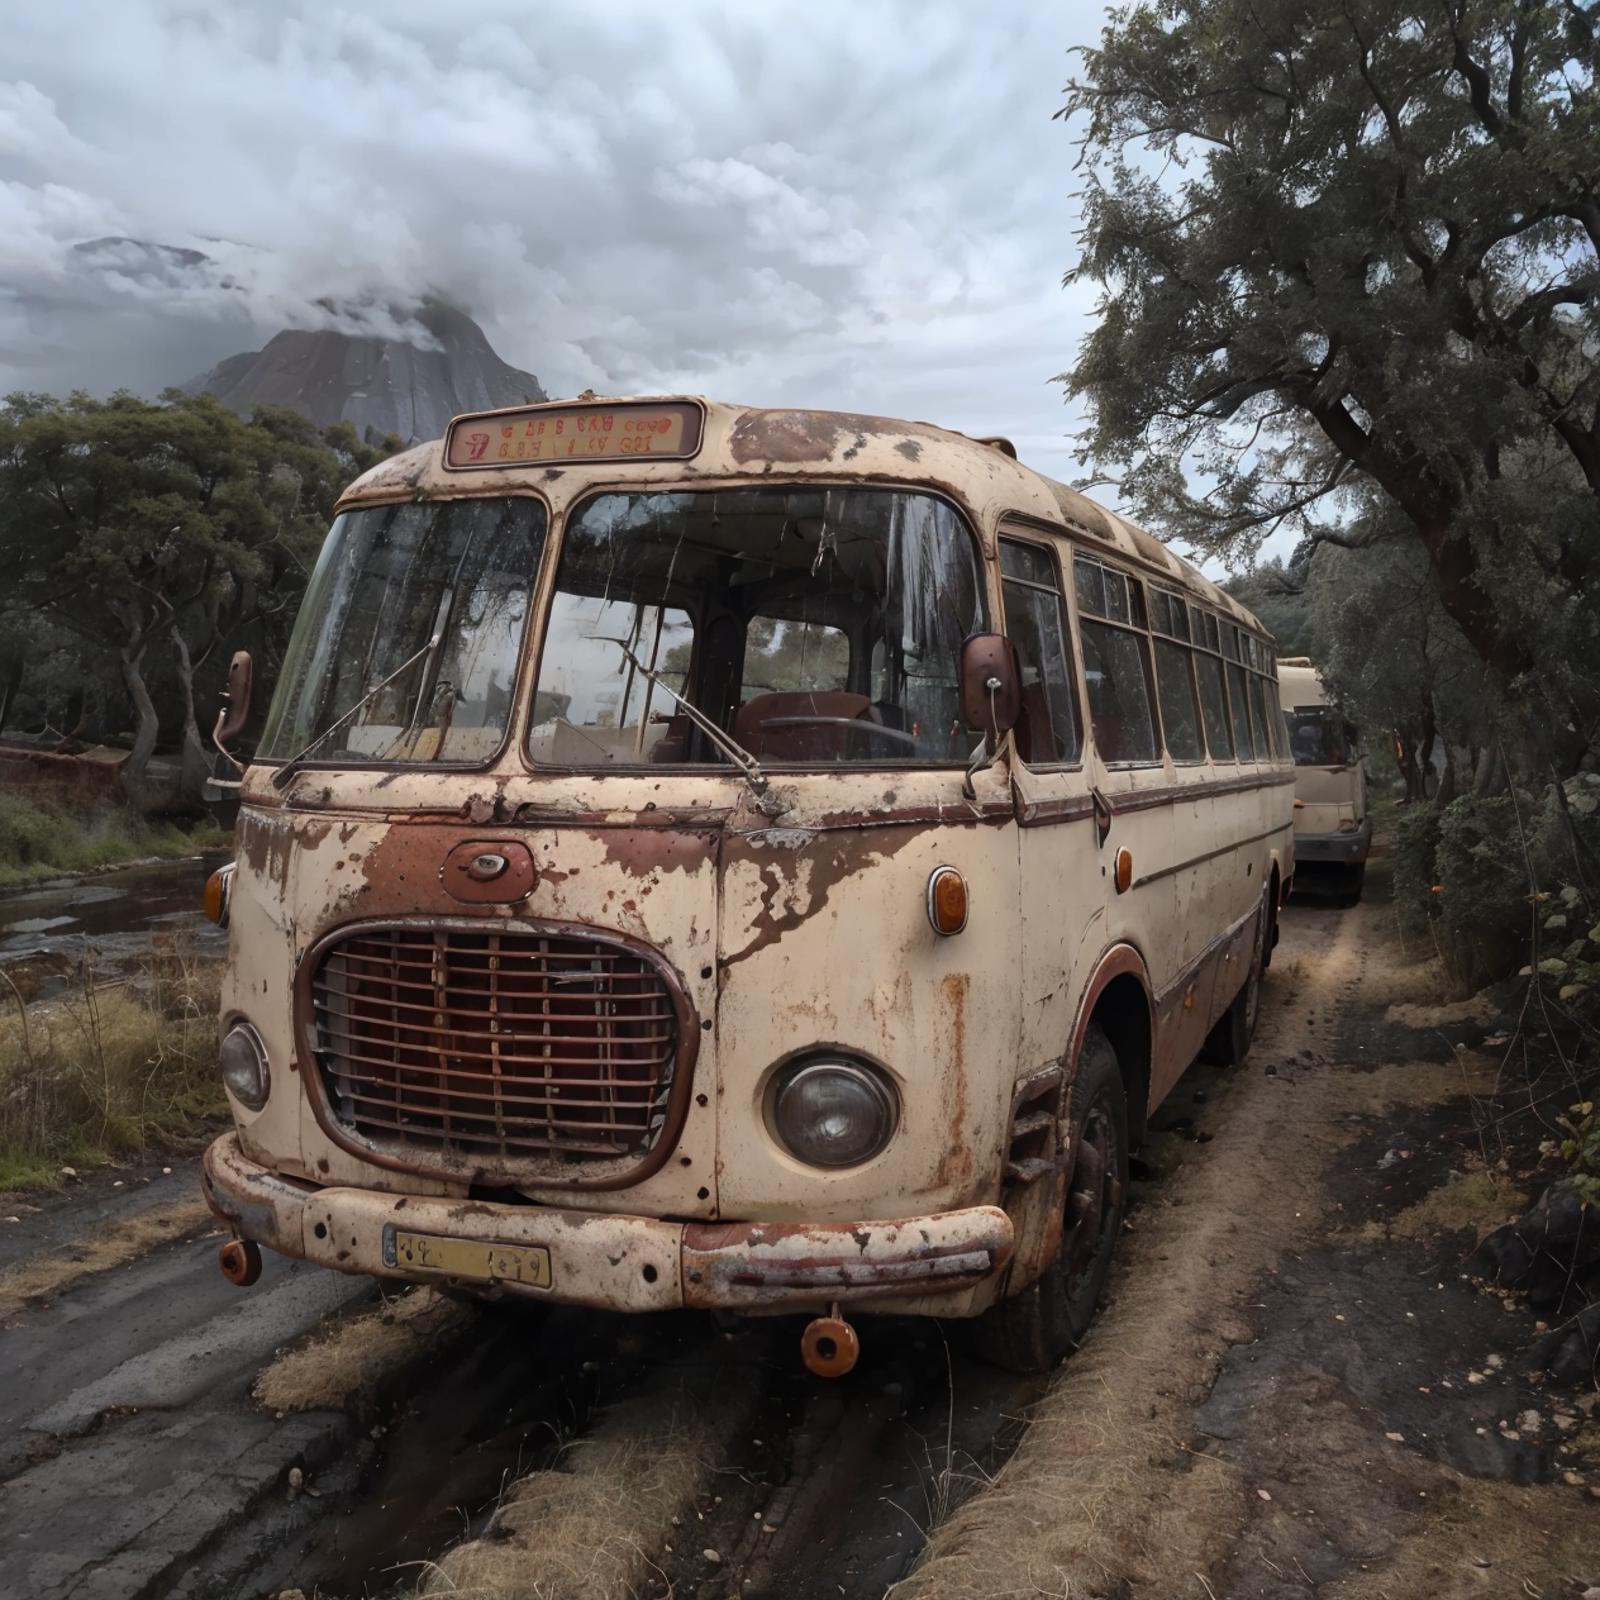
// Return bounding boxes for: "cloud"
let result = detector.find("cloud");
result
[0,0,1107,481]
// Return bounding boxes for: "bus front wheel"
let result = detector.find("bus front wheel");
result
[974,1024,1129,1374]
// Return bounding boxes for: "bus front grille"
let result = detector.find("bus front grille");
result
[307,924,689,1185]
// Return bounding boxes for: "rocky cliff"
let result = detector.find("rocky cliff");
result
[186,299,546,442]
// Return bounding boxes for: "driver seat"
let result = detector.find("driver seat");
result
[734,690,876,761]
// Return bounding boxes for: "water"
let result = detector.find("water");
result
[0,854,231,997]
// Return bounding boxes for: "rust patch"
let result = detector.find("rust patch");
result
[719,825,916,972]
[933,973,974,1193]
[599,827,718,880]
[726,408,947,466]
[1050,481,1116,541]
[894,439,923,461]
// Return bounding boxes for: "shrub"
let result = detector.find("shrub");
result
[0,789,224,889]
[0,941,225,1189]
[1393,803,1443,940]
[1432,795,1531,992]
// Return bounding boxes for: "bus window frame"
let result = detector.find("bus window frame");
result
[1147,583,1208,768]
[1070,550,1166,772]
[260,486,555,780]
[995,527,1086,773]
[521,479,993,776]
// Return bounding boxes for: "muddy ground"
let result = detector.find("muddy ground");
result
[1,843,1596,1600]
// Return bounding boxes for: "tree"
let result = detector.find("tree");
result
[0,392,392,808]
[1061,0,1599,689]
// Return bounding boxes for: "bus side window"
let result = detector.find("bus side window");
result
[1149,589,1204,763]
[999,537,1081,766]
[1073,555,1160,766]
[1189,604,1234,761]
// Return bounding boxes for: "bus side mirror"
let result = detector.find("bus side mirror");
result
[213,650,254,763]
[959,633,1022,749]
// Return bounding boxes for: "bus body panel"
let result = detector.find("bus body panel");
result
[204,399,1297,1327]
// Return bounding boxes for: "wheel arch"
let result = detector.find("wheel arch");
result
[1070,944,1154,1149]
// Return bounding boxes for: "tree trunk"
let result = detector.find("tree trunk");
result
[171,627,211,811]
[1473,743,1506,797]
[0,656,21,734]
[1437,744,1460,807]
[117,644,161,814]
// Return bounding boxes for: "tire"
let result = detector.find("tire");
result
[1342,862,1367,904]
[974,1024,1129,1374]
[1205,888,1269,1067]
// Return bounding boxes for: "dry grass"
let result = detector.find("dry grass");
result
[0,1195,213,1320]
[891,917,1492,1600]
[1363,1163,1525,1244]
[418,1348,761,1600]
[0,940,225,1189]
[254,1288,474,1415]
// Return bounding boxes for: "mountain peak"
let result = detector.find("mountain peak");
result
[184,300,544,443]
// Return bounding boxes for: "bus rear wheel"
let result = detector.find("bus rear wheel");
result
[974,1024,1128,1374]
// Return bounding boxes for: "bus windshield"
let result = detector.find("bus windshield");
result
[1286,708,1354,767]
[527,487,985,768]
[259,497,548,767]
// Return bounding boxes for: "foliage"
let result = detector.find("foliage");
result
[0,787,225,890]
[0,943,225,1190]
[1393,802,1444,940]
[1559,1101,1600,1207]
[1062,0,1600,688]
[1431,794,1531,991]
[1392,774,1600,991]
[0,390,398,807]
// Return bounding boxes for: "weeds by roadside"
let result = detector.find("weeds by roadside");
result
[0,788,228,891]
[0,938,225,1189]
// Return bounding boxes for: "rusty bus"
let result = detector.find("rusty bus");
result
[200,397,1295,1375]
[1278,659,1369,902]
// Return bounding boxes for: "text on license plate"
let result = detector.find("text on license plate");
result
[384,1227,552,1288]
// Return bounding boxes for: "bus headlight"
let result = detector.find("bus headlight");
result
[220,1022,270,1112]
[769,1057,897,1169]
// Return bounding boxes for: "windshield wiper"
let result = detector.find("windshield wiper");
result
[271,635,441,791]
[593,636,771,799]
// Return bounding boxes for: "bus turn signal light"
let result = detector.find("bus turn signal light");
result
[204,864,235,928]
[927,867,968,936]
[1114,849,1134,895]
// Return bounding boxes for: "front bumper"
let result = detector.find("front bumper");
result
[1293,817,1372,865]
[202,1134,1014,1316]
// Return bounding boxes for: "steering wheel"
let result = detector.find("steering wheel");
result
[757,715,921,754]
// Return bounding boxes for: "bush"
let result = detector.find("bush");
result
[1432,795,1532,992]
[0,941,225,1189]
[1393,803,1444,940]
[0,789,225,889]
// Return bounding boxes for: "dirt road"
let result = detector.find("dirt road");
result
[3,850,1596,1599]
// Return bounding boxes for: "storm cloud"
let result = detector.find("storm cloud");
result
[2,2,1104,479]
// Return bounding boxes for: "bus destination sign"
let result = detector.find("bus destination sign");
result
[445,401,703,469]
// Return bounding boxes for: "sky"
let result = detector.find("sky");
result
[0,1,1111,489]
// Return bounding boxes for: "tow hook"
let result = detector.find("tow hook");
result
[218,1238,262,1287]
[800,1306,860,1378]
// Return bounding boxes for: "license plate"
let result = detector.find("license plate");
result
[383,1226,552,1289]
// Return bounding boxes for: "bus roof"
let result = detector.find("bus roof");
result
[1277,660,1329,708]
[338,397,1270,638]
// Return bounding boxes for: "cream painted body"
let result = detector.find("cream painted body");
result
[207,398,1295,1320]
[1279,662,1369,863]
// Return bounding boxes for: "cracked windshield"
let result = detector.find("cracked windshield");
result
[527,486,986,768]
[257,497,548,766]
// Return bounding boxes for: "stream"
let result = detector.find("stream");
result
[0,853,231,998]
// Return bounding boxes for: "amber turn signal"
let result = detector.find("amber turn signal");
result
[203,864,235,928]
[926,866,968,936]
[1114,848,1134,895]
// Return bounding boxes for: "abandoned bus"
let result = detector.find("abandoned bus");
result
[1278,659,1369,901]
[200,398,1295,1375]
